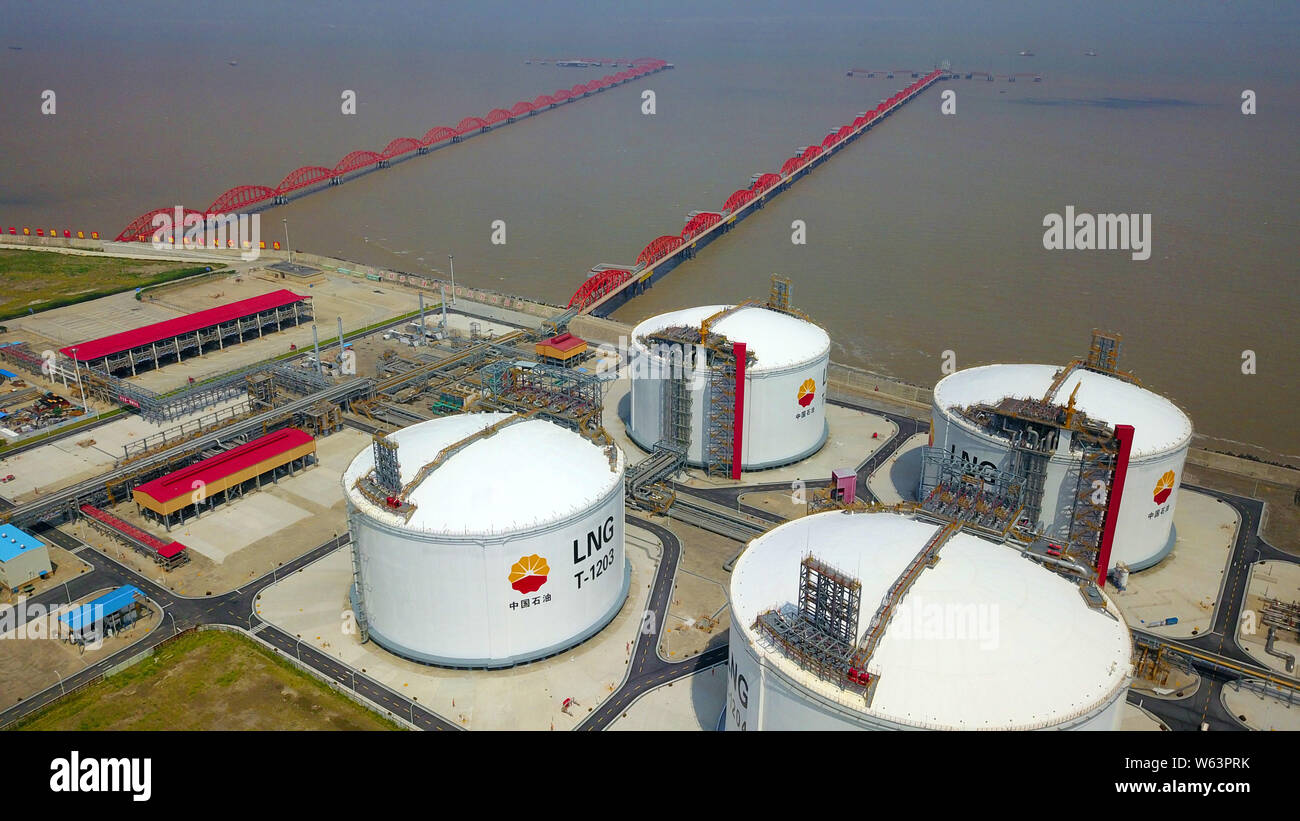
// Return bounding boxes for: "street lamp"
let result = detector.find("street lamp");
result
[167,611,177,636]
[447,254,455,305]
[54,669,65,696]
[283,218,292,265]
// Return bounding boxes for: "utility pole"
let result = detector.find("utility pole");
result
[312,325,323,376]
[69,348,92,417]
[418,293,426,346]
[447,254,456,305]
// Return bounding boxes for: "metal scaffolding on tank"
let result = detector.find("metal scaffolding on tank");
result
[941,379,1125,577]
[643,275,804,479]
[754,555,874,698]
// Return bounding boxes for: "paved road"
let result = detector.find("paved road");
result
[661,413,1298,733]
[1126,674,1248,732]
[577,515,727,730]
[0,307,434,514]
[3,508,724,731]
[581,397,930,730]
[1122,487,1295,731]
[0,526,458,730]
[3,392,1292,731]
[675,395,927,520]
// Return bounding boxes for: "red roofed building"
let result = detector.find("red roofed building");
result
[534,332,588,367]
[61,289,311,374]
[133,427,317,529]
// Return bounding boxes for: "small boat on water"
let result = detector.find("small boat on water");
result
[1018,49,1035,57]
[1084,49,1098,57]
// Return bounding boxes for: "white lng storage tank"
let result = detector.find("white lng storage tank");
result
[342,412,628,668]
[931,364,1192,570]
[727,511,1133,731]
[626,304,830,470]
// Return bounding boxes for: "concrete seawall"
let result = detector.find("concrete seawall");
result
[4,241,1293,484]
[291,251,565,322]
[2,235,106,252]
[569,314,932,412]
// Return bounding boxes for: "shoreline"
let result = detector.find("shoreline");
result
[2,238,1295,480]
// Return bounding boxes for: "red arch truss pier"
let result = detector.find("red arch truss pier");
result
[115,59,672,241]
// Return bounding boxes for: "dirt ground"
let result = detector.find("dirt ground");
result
[12,629,399,730]
[6,269,421,395]
[0,589,161,707]
[63,484,344,599]
[650,516,736,659]
[0,545,92,604]
[1184,462,1300,555]
[59,427,369,597]
[255,526,661,731]
[739,489,807,520]
[1130,666,1200,699]
[1237,560,1300,678]
[0,399,244,504]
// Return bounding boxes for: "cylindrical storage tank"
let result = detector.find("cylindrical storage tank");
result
[342,412,628,668]
[627,305,830,470]
[931,364,1192,571]
[727,511,1132,731]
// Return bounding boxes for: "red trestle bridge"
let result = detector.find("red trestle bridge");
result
[566,69,947,316]
[848,67,1042,83]
[115,59,672,243]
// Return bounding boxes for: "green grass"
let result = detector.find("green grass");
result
[0,250,212,321]
[12,630,402,731]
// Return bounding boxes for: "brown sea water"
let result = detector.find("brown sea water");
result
[1,2,1296,456]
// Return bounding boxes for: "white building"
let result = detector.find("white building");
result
[626,304,830,471]
[727,510,1133,731]
[342,412,627,668]
[931,364,1192,570]
[0,524,51,591]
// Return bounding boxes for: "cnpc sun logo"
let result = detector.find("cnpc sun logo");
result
[1153,470,1176,505]
[509,554,550,594]
[797,378,816,408]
